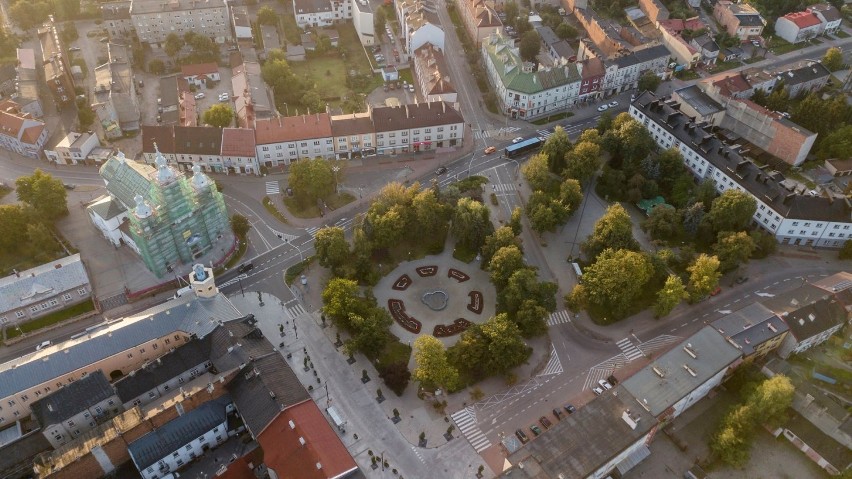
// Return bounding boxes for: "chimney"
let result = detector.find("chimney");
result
[299,437,306,447]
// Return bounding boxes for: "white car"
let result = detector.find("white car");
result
[597,104,609,112]
[598,379,612,390]
[512,137,524,144]
[592,386,604,395]
[195,92,205,100]
[608,100,619,108]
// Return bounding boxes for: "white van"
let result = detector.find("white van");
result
[36,340,51,351]
[571,262,583,281]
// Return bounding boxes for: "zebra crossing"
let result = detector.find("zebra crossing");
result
[287,303,307,319]
[617,337,644,362]
[547,310,571,326]
[305,226,320,238]
[536,129,553,139]
[265,181,281,195]
[451,407,491,453]
[583,355,625,390]
[638,334,681,356]
[491,183,516,193]
[473,126,522,139]
[538,346,563,376]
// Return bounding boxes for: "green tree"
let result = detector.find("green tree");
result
[572,248,654,320]
[655,148,687,195]
[541,126,571,173]
[581,203,639,261]
[412,188,446,238]
[840,240,852,260]
[450,313,531,377]
[637,71,661,93]
[822,47,844,72]
[15,170,67,220]
[555,23,578,39]
[26,222,58,261]
[602,115,656,168]
[257,5,279,25]
[519,30,541,62]
[653,274,687,318]
[374,7,387,37]
[503,2,519,29]
[481,226,520,268]
[321,278,360,325]
[314,226,349,272]
[54,0,81,20]
[706,189,757,234]
[521,153,558,194]
[693,179,717,211]
[765,86,790,113]
[488,245,524,289]
[413,335,459,391]
[711,404,753,467]
[148,59,165,75]
[642,206,682,243]
[564,141,601,182]
[230,214,250,237]
[578,128,601,145]
[500,268,557,318]
[202,104,233,128]
[451,197,492,252]
[289,158,335,207]
[77,101,96,130]
[164,33,184,59]
[345,309,392,358]
[816,124,852,161]
[509,206,523,236]
[525,191,568,234]
[670,174,695,208]
[9,1,51,30]
[513,300,549,338]
[559,178,583,215]
[749,375,794,427]
[713,231,756,272]
[0,205,29,251]
[687,254,721,300]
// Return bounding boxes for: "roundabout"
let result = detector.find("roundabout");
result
[374,256,496,347]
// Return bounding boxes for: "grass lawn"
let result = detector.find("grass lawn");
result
[674,69,700,80]
[835,31,850,39]
[285,192,355,218]
[0,184,11,200]
[707,60,741,73]
[223,234,248,270]
[6,301,96,340]
[378,339,411,366]
[327,192,356,210]
[398,68,414,85]
[262,196,290,224]
[452,243,478,263]
[285,256,315,285]
[767,37,806,55]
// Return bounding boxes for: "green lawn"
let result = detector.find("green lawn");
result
[262,196,290,224]
[285,256,315,285]
[767,37,807,55]
[708,60,741,73]
[835,31,850,39]
[327,192,356,210]
[531,112,574,125]
[6,301,96,340]
[674,69,700,80]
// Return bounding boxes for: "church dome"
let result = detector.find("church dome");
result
[191,164,212,190]
[134,194,152,218]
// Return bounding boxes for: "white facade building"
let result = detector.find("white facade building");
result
[292,0,351,28]
[45,132,100,165]
[255,113,336,166]
[0,100,48,159]
[129,0,231,45]
[372,102,464,154]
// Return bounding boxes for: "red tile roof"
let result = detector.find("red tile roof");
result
[712,72,751,97]
[254,113,333,144]
[783,11,822,29]
[21,124,44,144]
[218,446,264,479]
[181,62,219,77]
[221,128,256,157]
[0,109,25,138]
[258,401,357,479]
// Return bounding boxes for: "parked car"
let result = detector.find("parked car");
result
[69,46,81,51]
[512,137,524,143]
[539,416,552,429]
[435,166,447,175]
[552,408,563,420]
[607,375,618,386]
[515,429,529,444]
[564,404,576,414]
[598,379,612,390]
[710,286,722,296]
[484,146,497,154]
[156,114,162,123]
[608,100,619,108]
[195,92,205,99]
[529,424,543,436]
[407,84,414,93]
[735,276,749,284]
[593,386,604,395]
[597,104,609,112]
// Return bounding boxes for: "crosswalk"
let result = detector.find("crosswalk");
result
[473,126,522,139]
[638,335,681,356]
[536,129,552,139]
[547,310,571,326]
[490,183,516,193]
[265,181,280,195]
[305,226,319,238]
[538,346,563,376]
[616,337,644,362]
[451,407,491,453]
[583,355,625,390]
[287,303,307,319]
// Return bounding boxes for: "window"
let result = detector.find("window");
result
[185,444,192,451]
[20,394,28,401]
[127,353,133,358]
[15,311,24,318]
[77,288,87,296]
[172,452,179,458]
[140,348,145,354]
[165,338,170,344]
[153,343,158,350]
[68,420,74,427]
[63,293,72,301]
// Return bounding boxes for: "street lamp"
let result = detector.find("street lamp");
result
[332,165,340,194]
[282,102,289,117]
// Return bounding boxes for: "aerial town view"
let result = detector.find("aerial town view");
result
[1,0,851,477]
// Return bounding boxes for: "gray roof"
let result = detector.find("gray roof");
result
[29,371,115,426]
[734,13,764,27]
[710,303,788,357]
[372,102,464,133]
[0,293,243,401]
[632,91,852,222]
[88,196,127,220]
[550,40,575,60]
[130,0,226,14]
[674,85,724,117]
[535,26,559,46]
[128,394,232,470]
[99,154,157,209]
[785,413,852,470]
[114,338,212,403]
[226,353,310,438]
[612,44,670,68]
[501,386,655,479]
[774,61,830,87]
[293,0,334,14]
[761,286,845,342]
[0,430,52,478]
[159,75,180,108]
[207,316,274,373]
[0,254,90,314]
[621,326,741,417]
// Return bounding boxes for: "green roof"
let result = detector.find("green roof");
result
[100,156,156,209]
[484,36,580,94]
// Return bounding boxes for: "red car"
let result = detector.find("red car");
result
[710,286,722,296]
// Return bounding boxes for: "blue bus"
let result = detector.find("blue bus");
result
[504,137,543,158]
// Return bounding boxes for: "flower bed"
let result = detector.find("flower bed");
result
[433,318,472,337]
[467,291,483,314]
[448,268,470,282]
[416,265,438,277]
[392,274,412,291]
[387,299,421,333]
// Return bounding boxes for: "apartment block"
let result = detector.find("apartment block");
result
[130,0,231,45]
[713,0,765,40]
[458,0,502,46]
[255,113,335,166]
[37,18,75,107]
[0,100,48,159]
[412,43,458,104]
[372,101,464,154]
[396,0,444,54]
[45,131,101,165]
[101,1,134,39]
[292,0,351,29]
[93,43,141,139]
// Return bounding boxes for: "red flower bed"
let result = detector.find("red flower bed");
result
[448,268,470,282]
[387,299,421,333]
[416,266,438,277]
[467,291,483,314]
[433,318,473,337]
[392,274,412,291]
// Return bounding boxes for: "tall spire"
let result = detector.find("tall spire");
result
[153,142,175,184]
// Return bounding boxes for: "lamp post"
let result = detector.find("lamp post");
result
[282,102,289,116]
[332,165,340,194]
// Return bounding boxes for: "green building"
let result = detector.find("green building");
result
[89,146,230,277]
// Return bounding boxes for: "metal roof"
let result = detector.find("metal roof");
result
[0,254,90,314]
[30,371,115,426]
[710,303,789,357]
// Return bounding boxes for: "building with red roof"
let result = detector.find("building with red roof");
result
[0,100,48,159]
[221,128,258,175]
[775,11,824,43]
[181,63,221,88]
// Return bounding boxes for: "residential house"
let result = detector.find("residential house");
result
[719,45,744,62]
[396,0,444,54]
[775,12,824,44]
[254,113,335,166]
[0,253,91,328]
[286,44,307,62]
[690,34,719,66]
[603,44,671,96]
[101,1,133,38]
[670,85,724,125]
[232,6,252,40]
[482,33,581,119]
[30,371,121,448]
[771,61,831,97]
[574,8,647,58]
[330,111,375,159]
[171,126,224,172]
[231,61,276,128]
[630,91,852,247]
[128,395,234,479]
[778,413,852,476]
[45,132,100,165]
[620,326,742,422]
[220,128,259,175]
[824,158,852,177]
[713,0,765,40]
[657,18,703,69]
[807,3,842,35]
[93,43,141,139]
[371,101,464,154]
[761,285,846,357]
[638,0,669,24]
[291,0,351,29]
[535,25,576,64]
[500,386,657,479]
[14,49,43,118]
[0,100,49,159]
[158,75,183,125]
[181,63,220,88]
[130,0,231,45]
[351,0,379,46]
[37,17,75,107]
[412,43,458,104]
[710,303,789,362]
[179,91,198,127]
[260,24,281,55]
[458,0,503,46]
[578,57,606,101]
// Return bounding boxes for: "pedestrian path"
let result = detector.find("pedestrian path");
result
[638,335,681,356]
[538,346,563,376]
[547,310,571,326]
[451,407,491,453]
[616,337,644,362]
[265,181,280,195]
[305,226,320,238]
[583,355,625,390]
[287,303,307,319]
[490,183,516,193]
[536,129,552,139]
[473,126,522,139]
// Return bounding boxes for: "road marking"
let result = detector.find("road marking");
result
[491,183,516,192]
[536,129,553,139]
[286,303,307,319]
[305,226,320,238]
[538,346,563,376]
[547,310,571,326]
[265,181,280,195]
[583,355,624,390]
[637,335,682,356]
[451,407,491,453]
[616,337,644,362]
[409,445,426,464]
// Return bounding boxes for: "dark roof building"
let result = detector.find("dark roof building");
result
[114,338,212,404]
[761,285,846,358]
[29,371,115,427]
[710,303,789,360]
[782,412,852,475]
[371,102,464,133]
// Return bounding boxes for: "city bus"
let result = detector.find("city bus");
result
[504,137,543,158]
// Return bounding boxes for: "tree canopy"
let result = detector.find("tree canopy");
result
[637,71,661,93]
[488,245,525,290]
[288,158,335,208]
[687,254,721,300]
[202,104,233,128]
[571,248,654,320]
[705,189,756,234]
[16,170,67,220]
[321,278,360,324]
[314,226,349,273]
[230,214,250,237]
[452,198,492,252]
[257,5,279,26]
[541,126,572,173]
[413,335,459,391]
[654,274,687,318]
[449,313,531,378]
[713,231,755,272]
[564,140,601,182]
[519,31,541,62]
[522,153,558,194]
[581,203,639,261]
